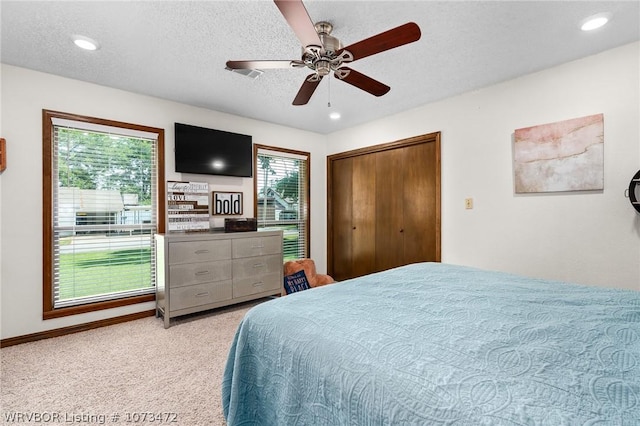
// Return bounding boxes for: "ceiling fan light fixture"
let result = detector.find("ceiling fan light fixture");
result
[316,60,331,76]
[581,13,611,31]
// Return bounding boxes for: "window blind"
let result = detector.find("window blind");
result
[256,148,309,261]
[52,121,158,308]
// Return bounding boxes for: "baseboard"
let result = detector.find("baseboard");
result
[0,310,155,348]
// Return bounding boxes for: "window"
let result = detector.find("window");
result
[254,145,309,261]
[43,110,165,319]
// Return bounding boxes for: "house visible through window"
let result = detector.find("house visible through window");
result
[43,110,165,318]
[254,145,309,261]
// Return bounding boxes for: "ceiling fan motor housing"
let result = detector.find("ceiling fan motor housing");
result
[316,22,342,55]
[301,21,345,74]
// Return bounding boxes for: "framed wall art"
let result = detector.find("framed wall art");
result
[513,113,604,193]
[212,191,243,215]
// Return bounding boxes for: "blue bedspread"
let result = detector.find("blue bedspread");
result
[222,263,640,425]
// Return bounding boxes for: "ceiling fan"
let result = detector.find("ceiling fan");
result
[226,0,421,106]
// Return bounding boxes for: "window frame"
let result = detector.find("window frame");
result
[42,109,165,319]
[253,144,310,260]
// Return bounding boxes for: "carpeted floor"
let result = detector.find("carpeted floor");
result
[1,299,264,425]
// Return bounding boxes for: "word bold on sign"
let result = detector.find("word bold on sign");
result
[213,192,243,215]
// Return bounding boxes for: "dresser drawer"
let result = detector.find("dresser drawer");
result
[233,272,281,298]
[169,260,232,288]
[169,280,232,311]
[232,235,282,258]
[232,254,282,280]
[169,239,231,265]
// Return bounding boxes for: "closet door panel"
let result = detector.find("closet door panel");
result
[375,148,404,272]
[328,132,441,281]
[403,142,438,263]
[351,154,376,278]
[331,158,354,280]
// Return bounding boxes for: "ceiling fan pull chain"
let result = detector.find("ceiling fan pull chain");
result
[328,75,331,108]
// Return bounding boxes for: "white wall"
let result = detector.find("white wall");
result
[0,65,327,339]
[2,42,639,340]
[327,41,640,290]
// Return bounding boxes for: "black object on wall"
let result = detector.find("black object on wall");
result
[174,123,252,177]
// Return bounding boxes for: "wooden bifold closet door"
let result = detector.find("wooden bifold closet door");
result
[328,133,441,281]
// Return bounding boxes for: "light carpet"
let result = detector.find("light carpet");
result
[1,300,263,425]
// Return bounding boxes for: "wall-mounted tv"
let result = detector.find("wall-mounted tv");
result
[174,123,253,177]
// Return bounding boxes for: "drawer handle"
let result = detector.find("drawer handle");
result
[195,249,210,254]
[195,270,210,276]
[195,292,210,298]
[251,245,264,249]
[252,263,265,268]
[252,281,264,287]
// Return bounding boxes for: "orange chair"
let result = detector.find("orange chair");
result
[283,259,335,288]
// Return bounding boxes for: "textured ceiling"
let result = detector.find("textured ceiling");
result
[1,1,639,134]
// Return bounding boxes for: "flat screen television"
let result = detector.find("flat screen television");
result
[174,123,253,177]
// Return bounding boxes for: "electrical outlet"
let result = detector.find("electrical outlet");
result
[465,198,473,209]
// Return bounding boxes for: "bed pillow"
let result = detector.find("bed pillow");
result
[283,270,311,295]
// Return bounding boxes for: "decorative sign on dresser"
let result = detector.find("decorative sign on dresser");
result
[155,230,283,328]
[167,181,210,232]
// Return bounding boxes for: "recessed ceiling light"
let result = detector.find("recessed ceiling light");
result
[329,112,341,120]
[73,35,99,51]
[581,13,610,31]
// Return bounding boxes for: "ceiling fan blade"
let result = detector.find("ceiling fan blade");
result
[293,74,322,105]
[340,22,421,62]
[274,0,323,49]
[334,67,390,97]
[226,60,304,70]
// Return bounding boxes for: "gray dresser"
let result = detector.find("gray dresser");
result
[155,230,283,328]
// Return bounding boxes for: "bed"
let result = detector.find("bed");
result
[222,262,640,425]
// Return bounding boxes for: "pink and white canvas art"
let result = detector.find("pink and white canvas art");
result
[514,114,604,193]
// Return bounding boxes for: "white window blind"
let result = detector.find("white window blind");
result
[52,120,158,308]
[256,148,309,261]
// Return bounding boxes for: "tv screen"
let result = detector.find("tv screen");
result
[174,123,253,177]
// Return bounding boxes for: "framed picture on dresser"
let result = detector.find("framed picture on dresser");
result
[213,191,243,215]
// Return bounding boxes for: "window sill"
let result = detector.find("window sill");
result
[43,294,155,320]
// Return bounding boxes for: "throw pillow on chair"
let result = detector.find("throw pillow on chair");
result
[283,259,335,289]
